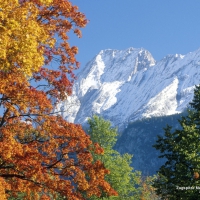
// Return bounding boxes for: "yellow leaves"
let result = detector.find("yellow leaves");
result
[0,1,116,199]
[39,0,53,5]
[0,126,23,160]
[48,38,56,48]
[0,0,52,77]
[0,0,87,78]
[0,178,10,200]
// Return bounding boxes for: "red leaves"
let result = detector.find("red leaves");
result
[93,143,104,155]
[71,46,79,54]
[194,172,199,179]
[74,29,82,38]
[36,0,87,76]
[0,0,117,199]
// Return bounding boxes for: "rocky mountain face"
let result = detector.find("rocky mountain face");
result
[56,47,200,131]
[55,47,200,175]
[115,113,185,175]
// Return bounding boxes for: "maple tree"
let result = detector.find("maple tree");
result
[0,0,117,199]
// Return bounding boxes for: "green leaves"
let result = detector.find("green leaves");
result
[153,85,200,199]
[87,115,117,150]
[87,115,141,200]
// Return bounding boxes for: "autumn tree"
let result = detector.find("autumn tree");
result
[0,1,117,199]
[87,115,141,200]
[153,85,200,199]
[140,175,161,200]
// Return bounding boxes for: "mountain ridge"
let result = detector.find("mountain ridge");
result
[55,47,200,131]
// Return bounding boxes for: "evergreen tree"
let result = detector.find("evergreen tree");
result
[87,115,142,200]
[153,85,200,199]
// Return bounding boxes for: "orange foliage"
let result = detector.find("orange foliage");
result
[0,0,117,199]
[140,176,160,200]
[194,172,199,179]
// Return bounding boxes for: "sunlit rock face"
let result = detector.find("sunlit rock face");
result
[55,47,200,175]
[56,47,200,131]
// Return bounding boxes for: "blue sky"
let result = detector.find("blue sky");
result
[69,1,200,71]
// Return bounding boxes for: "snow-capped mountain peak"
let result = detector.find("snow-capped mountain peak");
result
[56,47,200,130]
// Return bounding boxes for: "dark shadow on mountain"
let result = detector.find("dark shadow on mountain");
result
[114,111,188,176]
